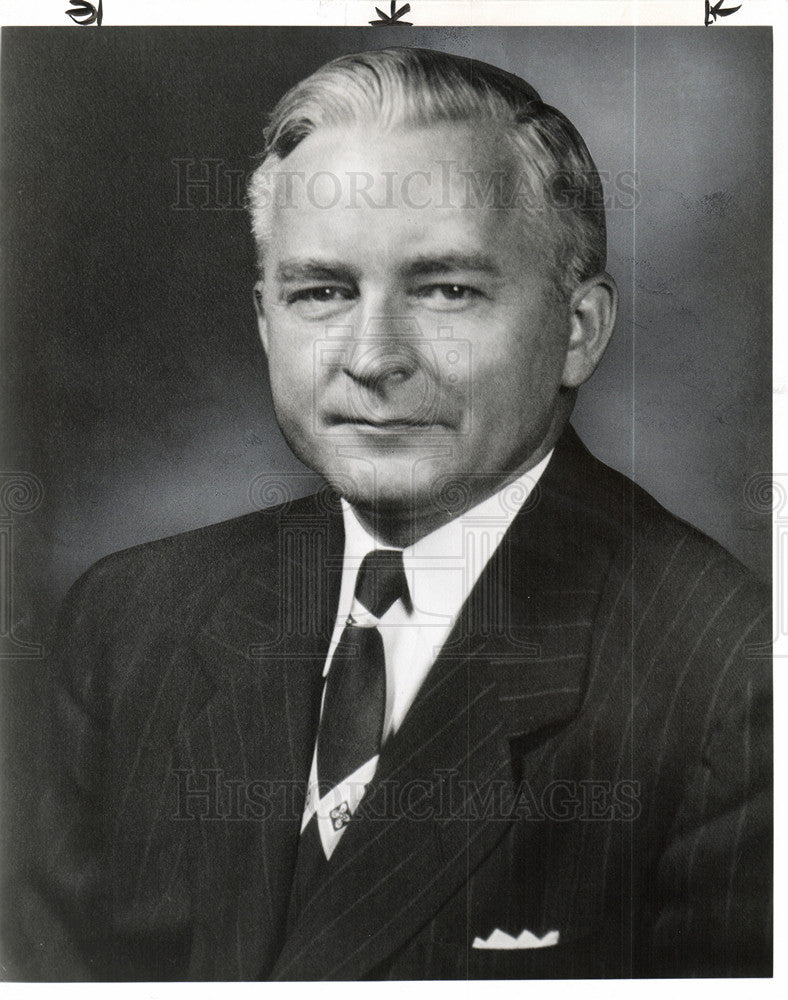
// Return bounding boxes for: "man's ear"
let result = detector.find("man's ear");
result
[253,279,269,356]
[561,272,618,388]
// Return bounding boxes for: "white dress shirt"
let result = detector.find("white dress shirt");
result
[301,452,553,858]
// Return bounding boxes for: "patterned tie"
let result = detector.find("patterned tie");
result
[288,549,408,920]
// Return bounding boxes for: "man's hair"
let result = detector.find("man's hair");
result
[248,46,607,299]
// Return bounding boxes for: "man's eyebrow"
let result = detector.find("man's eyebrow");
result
[403,253,502,278]
[275,259,358,283]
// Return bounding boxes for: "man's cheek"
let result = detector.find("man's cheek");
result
[270,376,312,439]
[270,358,309,402]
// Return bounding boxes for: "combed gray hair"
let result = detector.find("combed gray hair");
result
[248,47,607,300]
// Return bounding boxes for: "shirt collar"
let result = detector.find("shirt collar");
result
[340,450,553,625]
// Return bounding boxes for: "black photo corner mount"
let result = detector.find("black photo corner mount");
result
[705,1,742,26]
[66,0,103,27]
[370,2,413,26]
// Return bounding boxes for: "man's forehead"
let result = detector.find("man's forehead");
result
[281,119,515,169]
[261,121,530,211]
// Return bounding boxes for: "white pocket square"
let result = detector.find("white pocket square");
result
[472,928,560,950]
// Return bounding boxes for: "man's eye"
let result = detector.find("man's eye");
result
[415,284,484,308]
[286,286,354,305]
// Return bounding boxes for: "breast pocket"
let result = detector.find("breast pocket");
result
[378,934,614,980]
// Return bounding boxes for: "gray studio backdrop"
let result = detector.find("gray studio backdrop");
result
[0,27,772,890]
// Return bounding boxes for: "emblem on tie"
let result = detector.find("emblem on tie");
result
[330,801,352,830]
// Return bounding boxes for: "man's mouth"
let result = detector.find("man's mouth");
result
[327,416,445,431]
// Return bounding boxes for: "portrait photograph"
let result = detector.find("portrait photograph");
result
[0,8,776,986]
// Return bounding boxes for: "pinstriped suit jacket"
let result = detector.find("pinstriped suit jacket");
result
[16,426,771,980]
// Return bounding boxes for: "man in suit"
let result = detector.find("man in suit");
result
[15,46,771,979]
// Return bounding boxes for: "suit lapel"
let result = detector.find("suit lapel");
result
[269,620,517,980]
[176,495,345,978]
[271,428,614,980]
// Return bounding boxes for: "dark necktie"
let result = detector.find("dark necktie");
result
[316,547,408,796]
[288,548,408,920]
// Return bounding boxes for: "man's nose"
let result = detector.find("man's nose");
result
[342,308,423,395]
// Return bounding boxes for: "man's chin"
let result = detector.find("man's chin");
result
[329,468,474,529]
[334,484,427,516]
[315,453,431,501]
[321,472,429,515]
